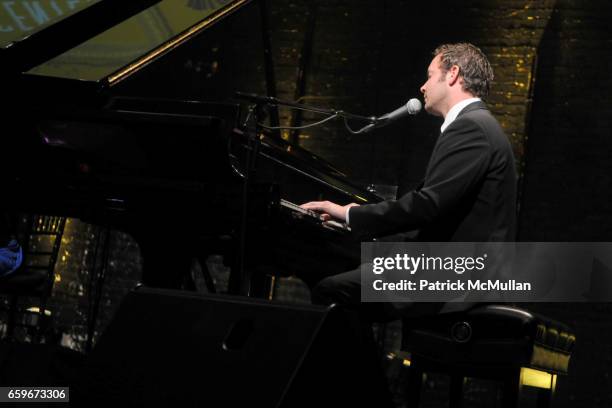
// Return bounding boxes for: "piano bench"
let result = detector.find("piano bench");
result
[401,305,575,408]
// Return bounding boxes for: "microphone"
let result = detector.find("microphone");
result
[361,98,422,133]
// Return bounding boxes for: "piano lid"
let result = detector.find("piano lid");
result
[21,0,251,87]
[1,0,103,49]
[1,0,163,74]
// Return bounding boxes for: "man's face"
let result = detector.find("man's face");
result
[420,54,448,117]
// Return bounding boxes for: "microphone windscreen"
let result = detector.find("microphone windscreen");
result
[407,98,422,114]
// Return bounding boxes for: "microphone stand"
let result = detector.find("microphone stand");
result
[234,103,260,296]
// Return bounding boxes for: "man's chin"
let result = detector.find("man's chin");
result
[424,105,441,117]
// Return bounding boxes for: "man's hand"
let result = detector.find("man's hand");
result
[300,201,360,222]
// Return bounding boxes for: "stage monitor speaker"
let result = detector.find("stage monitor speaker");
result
[75,287,388,407]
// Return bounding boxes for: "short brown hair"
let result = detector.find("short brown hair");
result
[434,43,494,99]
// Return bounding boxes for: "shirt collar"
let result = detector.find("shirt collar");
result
[440,97,481,133]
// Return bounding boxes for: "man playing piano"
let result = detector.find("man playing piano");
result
[302,42,517,313]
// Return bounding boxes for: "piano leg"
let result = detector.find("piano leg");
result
[128,217,197,290]
[138,239,192,289]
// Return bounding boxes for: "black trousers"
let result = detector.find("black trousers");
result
[311,268,398,408]
[311,267,444,320]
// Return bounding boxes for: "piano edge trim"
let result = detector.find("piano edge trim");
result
[106,0,253,87]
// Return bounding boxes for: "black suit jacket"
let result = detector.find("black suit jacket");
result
[349,101,517,242]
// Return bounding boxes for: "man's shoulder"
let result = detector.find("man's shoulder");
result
[454,107,515,163]
[442,106,511,157]
[453,106,505,139]
[457,103,496,123]
[443,108,491,139]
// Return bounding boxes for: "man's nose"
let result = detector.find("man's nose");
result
[420,84,426,94]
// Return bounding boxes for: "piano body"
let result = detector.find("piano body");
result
[1,0,381,296]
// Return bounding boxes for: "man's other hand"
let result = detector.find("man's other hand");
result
[300,201,359,222]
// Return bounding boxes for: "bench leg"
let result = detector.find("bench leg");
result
[537,388,553,408]
[406,366,424,407]
[502,373,522,408]
[449,375,464,408]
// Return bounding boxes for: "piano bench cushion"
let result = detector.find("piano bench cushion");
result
[403,304,575,375]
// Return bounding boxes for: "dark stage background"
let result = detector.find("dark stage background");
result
[2,0,612,406]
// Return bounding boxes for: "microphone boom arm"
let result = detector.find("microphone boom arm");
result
[234,91,377,123]
[233,92,419,135]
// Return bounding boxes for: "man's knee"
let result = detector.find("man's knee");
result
[311,273,359,306]
[311,276,336,305]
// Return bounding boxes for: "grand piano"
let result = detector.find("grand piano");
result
[1,0,382,297]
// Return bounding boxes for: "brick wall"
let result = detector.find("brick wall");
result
[518,0,612,241]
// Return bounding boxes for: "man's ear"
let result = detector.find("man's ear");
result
[447,65,461,86]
